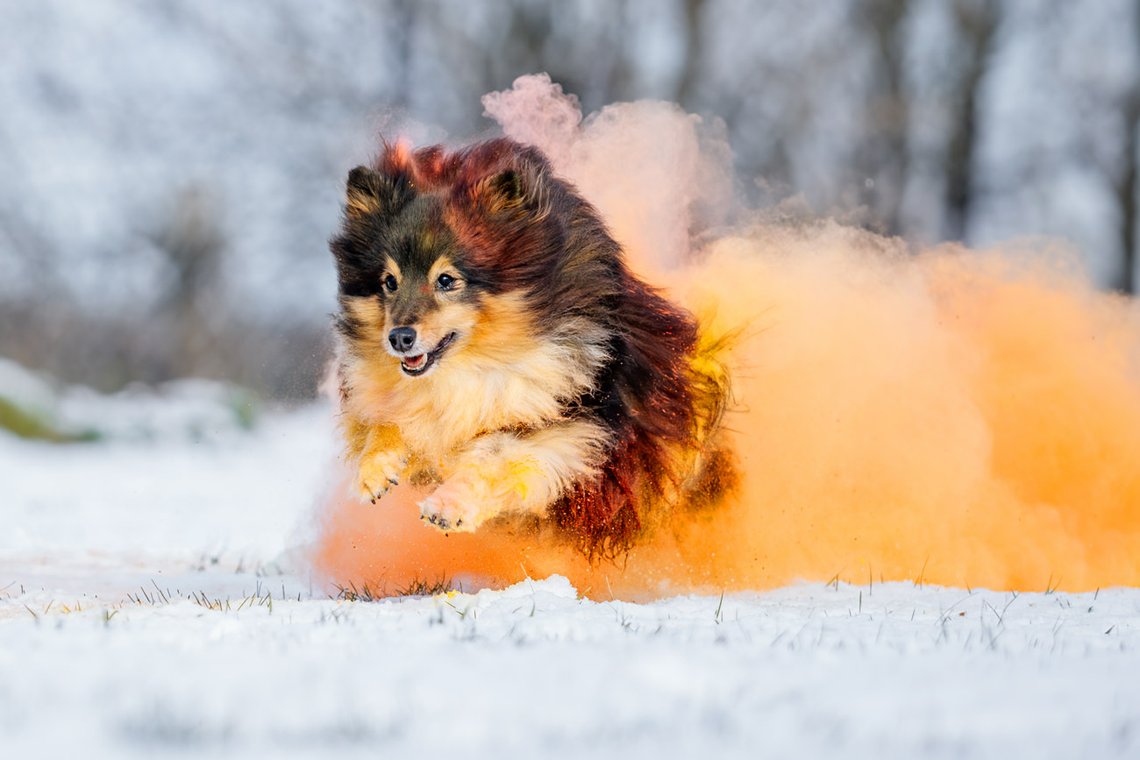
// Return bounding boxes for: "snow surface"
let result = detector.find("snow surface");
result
[3,396,1140,759]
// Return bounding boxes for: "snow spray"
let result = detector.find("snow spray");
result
[315,75,1140,599]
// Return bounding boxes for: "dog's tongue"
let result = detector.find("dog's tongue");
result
[403,354,426,369]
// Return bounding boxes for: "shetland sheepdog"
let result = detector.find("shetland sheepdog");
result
[331,138,733,555]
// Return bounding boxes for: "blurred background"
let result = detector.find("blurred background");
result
[1,0,1137,414]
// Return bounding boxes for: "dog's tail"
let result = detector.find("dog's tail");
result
[677,318,740,513]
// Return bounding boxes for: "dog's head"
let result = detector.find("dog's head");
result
[331,139,563,379]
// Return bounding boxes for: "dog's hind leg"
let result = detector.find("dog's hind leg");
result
[417,420,610,532]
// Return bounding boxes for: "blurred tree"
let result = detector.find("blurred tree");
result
[1117,94,1138,294]
[942,0,1000,243]
[675,0,707,109]
[1113,6,1140,293]
[148,186,224,380]
[854,0,911,235]
[392,0,417,108]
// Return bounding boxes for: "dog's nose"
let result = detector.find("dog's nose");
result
[388,326,417,352]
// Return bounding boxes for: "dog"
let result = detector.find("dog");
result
[330,138,733,554]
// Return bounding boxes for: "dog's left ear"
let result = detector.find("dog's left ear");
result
[471,161,545,218]
[479,169,524,211]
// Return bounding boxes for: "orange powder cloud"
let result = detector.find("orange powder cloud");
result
[313,76,1140,598]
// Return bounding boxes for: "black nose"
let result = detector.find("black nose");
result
[388,326,417,352]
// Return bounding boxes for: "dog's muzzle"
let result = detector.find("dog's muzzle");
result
[395,331,457,377]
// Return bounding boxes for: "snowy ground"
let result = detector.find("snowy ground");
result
[2,391,1140,759]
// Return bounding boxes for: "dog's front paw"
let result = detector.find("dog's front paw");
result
[357,448,408,504]
[417,479,487,533]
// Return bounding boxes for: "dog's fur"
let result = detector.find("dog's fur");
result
[331,138,733,555]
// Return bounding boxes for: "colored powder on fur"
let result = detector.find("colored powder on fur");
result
[312,75,1140,598]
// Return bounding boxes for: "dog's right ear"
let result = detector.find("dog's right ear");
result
[343,165,413,221]
[332,160,416,295]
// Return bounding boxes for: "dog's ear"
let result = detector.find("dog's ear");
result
[470,159,547,219]
[476,169,524,213]
[343,165,413,221]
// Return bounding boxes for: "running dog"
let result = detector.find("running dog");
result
[331,138,733,554]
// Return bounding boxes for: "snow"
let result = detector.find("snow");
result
[3,393,1140,758]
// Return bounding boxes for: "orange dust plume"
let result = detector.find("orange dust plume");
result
[313,75,1140,599]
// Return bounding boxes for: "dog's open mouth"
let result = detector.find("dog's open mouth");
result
[400,332,457,376]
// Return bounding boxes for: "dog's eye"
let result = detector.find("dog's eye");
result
[383,274,398,292]
[436,273,456,290]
